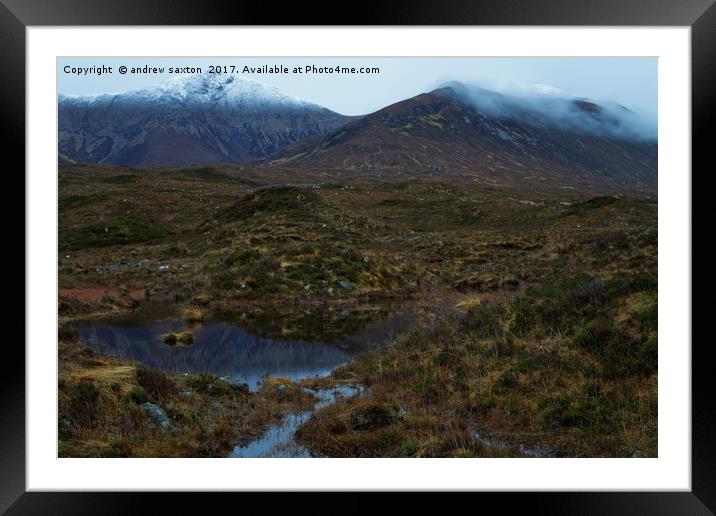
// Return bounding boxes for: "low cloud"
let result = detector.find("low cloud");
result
[439,81,657,142]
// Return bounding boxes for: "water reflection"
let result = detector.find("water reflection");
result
[78,309,415,390]
[80,322,351,390]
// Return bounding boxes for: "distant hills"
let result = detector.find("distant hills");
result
[265,83,657,192]
[58,74,657,192]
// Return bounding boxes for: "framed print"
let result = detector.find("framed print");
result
[3,0,713,512]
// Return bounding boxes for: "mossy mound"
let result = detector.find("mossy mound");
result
[216,186,325,222]
[208,243,407,301]
[62,216,168,250]
[562,195,621,216]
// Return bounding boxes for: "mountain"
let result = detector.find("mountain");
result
[263,82,657,193]
[58,74,349,166]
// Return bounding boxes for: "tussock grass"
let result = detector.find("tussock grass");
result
[181,307,205,324]
[297,272,657,458]
[62,215,168,250]
[58,167,657,457]
[163,331,194,346]
[58,337,326,457]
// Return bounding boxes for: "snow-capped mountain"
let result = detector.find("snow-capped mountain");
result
[59,73,350,166]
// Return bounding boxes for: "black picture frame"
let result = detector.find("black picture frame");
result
[2,0,712,513]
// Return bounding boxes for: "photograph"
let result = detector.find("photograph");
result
[0,0,709,506]
[56,56,659,459]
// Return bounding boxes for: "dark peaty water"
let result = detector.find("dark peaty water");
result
[77,305,415,390]
[77,304,416,457]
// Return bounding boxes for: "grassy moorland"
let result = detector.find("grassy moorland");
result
[58,163,657,457]
[297,272,657,457]
[59,327,320,457]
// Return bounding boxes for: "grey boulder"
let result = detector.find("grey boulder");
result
[141,402,172,429]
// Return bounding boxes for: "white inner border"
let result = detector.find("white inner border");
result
[27,27,691,491]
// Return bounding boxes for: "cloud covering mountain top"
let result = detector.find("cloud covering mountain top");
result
[437,81,656,141]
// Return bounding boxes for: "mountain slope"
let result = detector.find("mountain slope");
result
[58,74,350,166]
[264,83,657,193]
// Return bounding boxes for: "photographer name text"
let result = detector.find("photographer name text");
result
[62,64,381,77]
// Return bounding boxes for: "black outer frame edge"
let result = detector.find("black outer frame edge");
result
[2,0,714,513]
[691,0,716,513]
[1,0,715,26]
[1,492,715,515]
[0,1,26,515]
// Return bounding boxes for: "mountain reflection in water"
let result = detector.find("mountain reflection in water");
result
[78,312,413,390]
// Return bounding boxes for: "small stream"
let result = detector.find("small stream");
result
[77,303,415,456]
[229,384,363,458]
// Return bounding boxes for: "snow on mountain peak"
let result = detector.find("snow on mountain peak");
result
[144,73,312,107]
[505,84,577,99]
[60,73,323,111]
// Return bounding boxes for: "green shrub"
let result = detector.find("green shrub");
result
[98,174,139,185]
[216,186,323,222]
[185,374,231,395]
[604,272,657,299]
[69,381,100,427]
[572,317,656,377]
[638,228,658,247]
[640,336,658,373]
[460,302,506,338]
[491,369,520,394]
[511,275,604,335]
[477,396,498,414]
[174,167,234,183]
[572,317,618,353]
[583,231,630,250]
[635,296,658,332]
[560,398,606,428]
[58,325,79,342]
[135,365,176,400]
[400,440,420,456]
[346,403,399,432]
[562,196,619,216]
[126,385,148,404]
[538,393,571,426]
[63,216,167,250]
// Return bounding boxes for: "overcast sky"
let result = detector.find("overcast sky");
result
[59,57,657,123]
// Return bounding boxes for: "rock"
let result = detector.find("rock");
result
[273,383,295,400]
[141,402,172,429]
[337,279,353,290]
[226,379,250,393]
